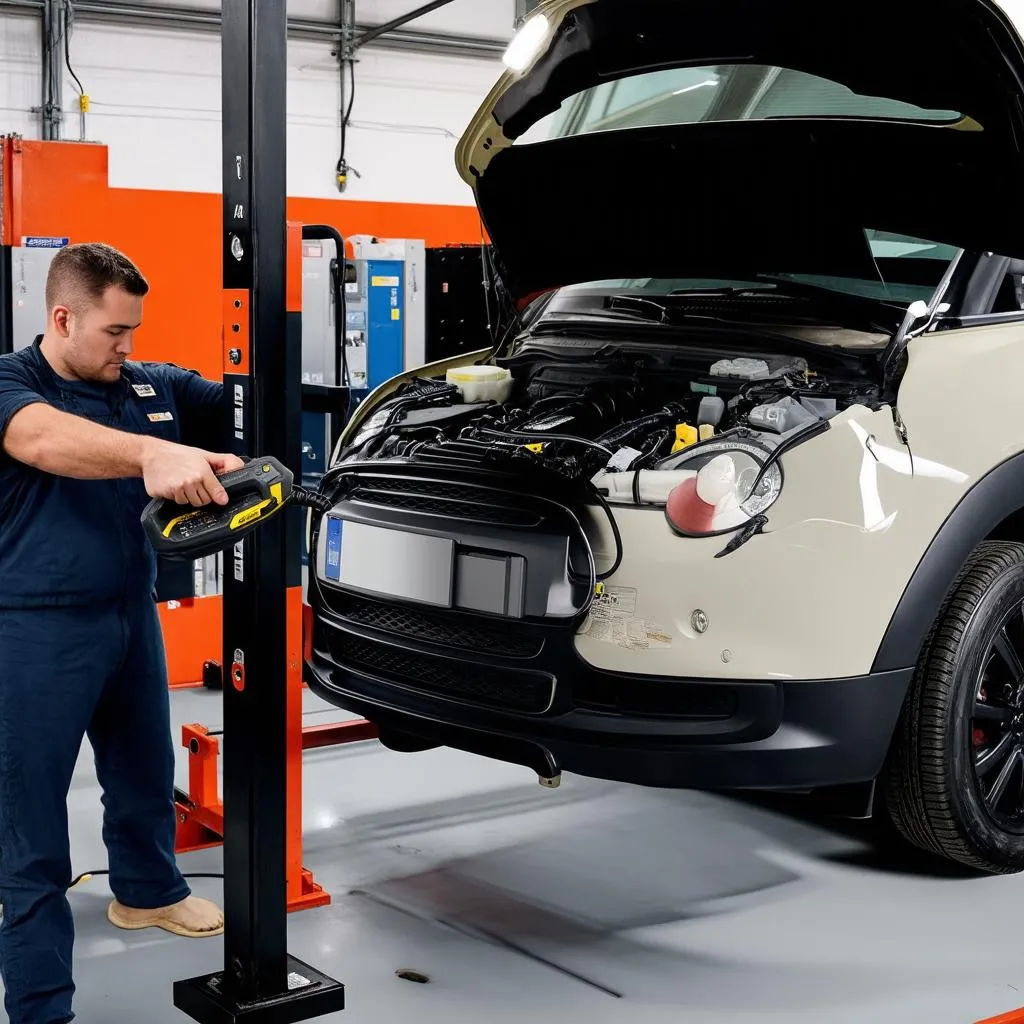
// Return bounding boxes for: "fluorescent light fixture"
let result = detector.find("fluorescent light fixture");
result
[504,13,550,72]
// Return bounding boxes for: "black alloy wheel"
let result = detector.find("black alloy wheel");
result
[883,540,1024,873]
[970,606,1024,831]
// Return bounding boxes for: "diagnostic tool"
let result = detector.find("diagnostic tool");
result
[142,456,308,560]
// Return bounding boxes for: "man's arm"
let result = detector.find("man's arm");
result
[3,402,241,506]
[5,400,148,479]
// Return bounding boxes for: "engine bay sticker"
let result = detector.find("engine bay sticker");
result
[581,586,673,651]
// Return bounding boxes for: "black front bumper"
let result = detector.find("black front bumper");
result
[305,596,914,791]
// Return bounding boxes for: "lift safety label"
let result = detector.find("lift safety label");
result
[579,586,673,652]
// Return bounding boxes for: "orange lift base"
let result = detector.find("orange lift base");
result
[174,715,380,913]
[977,1009,1024,1023]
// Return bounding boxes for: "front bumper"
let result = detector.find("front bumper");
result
[306,601,913,791]
[306,462,915,791]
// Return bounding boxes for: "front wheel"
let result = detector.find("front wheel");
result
[882,540,1024,874]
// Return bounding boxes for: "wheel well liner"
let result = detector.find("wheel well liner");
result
[872,451,1024,674]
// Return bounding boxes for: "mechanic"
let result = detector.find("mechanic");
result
[0,242,240,1024]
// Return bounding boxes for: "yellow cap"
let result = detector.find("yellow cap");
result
[671,423,699,454]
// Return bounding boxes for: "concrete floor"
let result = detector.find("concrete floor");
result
[25,687,1024,1023]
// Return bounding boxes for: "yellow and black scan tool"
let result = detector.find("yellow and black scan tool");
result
[141,455,329,560]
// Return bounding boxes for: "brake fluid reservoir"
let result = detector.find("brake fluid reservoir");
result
[445,365,513,404]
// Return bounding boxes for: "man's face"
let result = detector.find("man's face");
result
[54,285,143,383]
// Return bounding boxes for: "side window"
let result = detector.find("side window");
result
[989,260,1024,315]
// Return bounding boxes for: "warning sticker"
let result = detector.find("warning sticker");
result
[580,586,673,651]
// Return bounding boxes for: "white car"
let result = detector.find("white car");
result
[305,0,1024,873]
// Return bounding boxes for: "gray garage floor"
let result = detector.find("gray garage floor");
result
[25,687,1024,1023]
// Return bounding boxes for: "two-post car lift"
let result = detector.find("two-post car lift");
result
[172,2,346,1020]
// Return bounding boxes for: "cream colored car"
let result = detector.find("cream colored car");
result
[306,0,1024,873]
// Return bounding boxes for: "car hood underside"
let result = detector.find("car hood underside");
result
[457,0,1024,300]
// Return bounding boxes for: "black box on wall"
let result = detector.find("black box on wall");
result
[425,245,495,364]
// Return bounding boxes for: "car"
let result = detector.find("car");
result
[304,0,1024,874]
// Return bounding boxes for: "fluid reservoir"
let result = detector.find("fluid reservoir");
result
[446,364,514,404]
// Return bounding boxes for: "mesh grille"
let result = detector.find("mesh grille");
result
[327,594,542,659]
[348,478,542,527]
[327,632,553,714]
[574,677,738,720]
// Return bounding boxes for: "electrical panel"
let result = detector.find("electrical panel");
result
[299,234,425,557]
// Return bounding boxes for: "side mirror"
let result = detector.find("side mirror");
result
[906,299,930,320]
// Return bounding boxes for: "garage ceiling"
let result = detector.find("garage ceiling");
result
[85,0,519,40]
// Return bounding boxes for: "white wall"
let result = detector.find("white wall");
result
[0,8,507,206]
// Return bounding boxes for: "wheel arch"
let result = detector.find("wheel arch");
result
[872,451,1024,674]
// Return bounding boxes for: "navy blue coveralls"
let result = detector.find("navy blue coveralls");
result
[0,336,224,1024]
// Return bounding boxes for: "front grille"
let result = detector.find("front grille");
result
[325,631,554,714]
[327,594,543,659]
[574,677,738,720]
[347,477,543,527]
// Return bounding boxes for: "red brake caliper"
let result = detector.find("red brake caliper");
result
[975,687,989,748]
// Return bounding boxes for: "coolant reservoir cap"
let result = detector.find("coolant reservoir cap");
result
[446,365,509,382]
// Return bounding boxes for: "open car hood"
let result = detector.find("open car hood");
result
[456,0,1024,302]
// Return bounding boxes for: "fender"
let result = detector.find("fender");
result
[872,451,1024,673]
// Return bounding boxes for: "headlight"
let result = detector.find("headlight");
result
[591,437,784,537]
[664,439,783,537]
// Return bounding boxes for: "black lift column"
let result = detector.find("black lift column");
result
[173,1,345,1020]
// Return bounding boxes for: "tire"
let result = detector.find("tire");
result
[882,539,1024,874]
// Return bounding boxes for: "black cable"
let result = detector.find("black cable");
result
[337,56,356,185]
[292,486,335,515]
[330,259,350,389]
[477,427,614,457]
[63,3,85,96]
[748,417,831,497]
[68,869,224,890]
[592,489,623,582]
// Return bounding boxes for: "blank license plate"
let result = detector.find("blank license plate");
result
[324,518,455,607]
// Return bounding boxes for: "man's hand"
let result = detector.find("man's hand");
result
[140,439,246,507]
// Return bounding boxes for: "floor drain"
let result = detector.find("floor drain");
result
[395,969,430,984]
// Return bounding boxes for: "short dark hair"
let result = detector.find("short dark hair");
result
[45,242,149,312]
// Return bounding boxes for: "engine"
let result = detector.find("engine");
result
[334,347,883,491]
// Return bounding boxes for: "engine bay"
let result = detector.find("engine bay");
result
[334,337,884,499]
